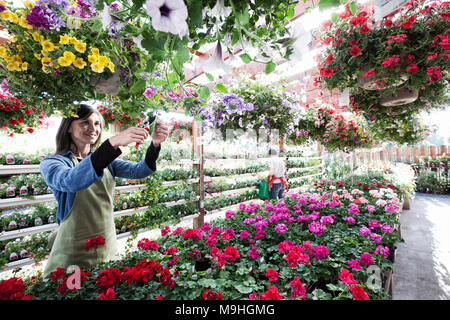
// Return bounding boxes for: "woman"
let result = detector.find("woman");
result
[40,104,169,278]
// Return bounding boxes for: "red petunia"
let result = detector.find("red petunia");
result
[403,15,416,29]
[320,67,334,77]
[363,69,375,77]
[360,24,370,33]
[325,53,334,64]
[350,46,361,56]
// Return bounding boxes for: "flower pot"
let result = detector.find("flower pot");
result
[402,196,410,210]
[379,88,419,107]
[90,71,120,96]
[357,64,408,90]
[109,120,124,134]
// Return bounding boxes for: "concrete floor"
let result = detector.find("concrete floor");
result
[393,193,450,300]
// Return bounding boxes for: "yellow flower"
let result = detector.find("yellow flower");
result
[108,61,115,73]
[21,62,28,71]
[32,31,40,42]
[88,54,98,63]
[19,17,32,29]
[59,34,69,45]
[91,62,104,73]
[73,57,86,69]
[74,42,86,53]
[24,0,34,9]
[34,53,41,60]
[0,47,7,58]
[42,40,55,52]
[58,56,71,67]
[6,62,18,71]
[10,36,17,43]
[63,51,76,63]
[98,55,109,67]
[42,65,51,74]
[41,56,52,65]
[91,48,100,56]
[69,37,78,45]
[16,44,23,52]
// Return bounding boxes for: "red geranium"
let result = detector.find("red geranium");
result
[85,235,106,253]
[266,268,279,283]
[0,277,32,300]
[261,286,284,300]
[350,286,370,300]
[202,289,223,300]
[350,46,361,56]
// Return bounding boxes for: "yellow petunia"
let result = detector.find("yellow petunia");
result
[90,48,100,56]
[0,47,7,58]
[87,54,98,63]
[74,42,86,53]
[73,57,86,69]
[42,40,55,52]
[91,62,104,73]
[6,62,18,71]
[34,53,41,60]
[98,55,109,67]
[69,37,78,45]
[21,62,28,71]
[58,56,71,67]
[63,51,76,63]
[19,17,32,29]
[59,34,69,45]
[32,31,40,42]
[108,61,115,73]
[41,50,49,57]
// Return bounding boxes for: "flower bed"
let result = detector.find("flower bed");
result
[6,174,402,300]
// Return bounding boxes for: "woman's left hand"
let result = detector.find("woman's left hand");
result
[152,122,169,147]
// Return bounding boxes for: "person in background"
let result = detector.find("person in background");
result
[40,104,169,278]
[267,148,288,200]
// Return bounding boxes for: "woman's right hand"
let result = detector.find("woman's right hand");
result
[108,127,149,149]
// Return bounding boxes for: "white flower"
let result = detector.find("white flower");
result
[201,41,232,76]
[206,0,232,19]
[132,35,146,52]
[146,0,189,38]
[99,6,113,31]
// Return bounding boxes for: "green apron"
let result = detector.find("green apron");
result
[43,157,118,279]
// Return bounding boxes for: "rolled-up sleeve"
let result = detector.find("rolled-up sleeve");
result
[40,155,102,193]
[109,158,154,179]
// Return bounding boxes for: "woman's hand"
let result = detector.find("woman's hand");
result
[151,122,169,147]
[108,127,149,149]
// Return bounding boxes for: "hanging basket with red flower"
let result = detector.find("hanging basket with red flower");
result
[0,92,48,136]
[315,0,449,116]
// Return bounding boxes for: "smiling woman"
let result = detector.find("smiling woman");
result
[39,103,169,278]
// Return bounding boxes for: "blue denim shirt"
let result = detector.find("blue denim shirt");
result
[40,150,155,224]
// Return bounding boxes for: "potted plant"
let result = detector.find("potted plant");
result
[315,1,449,120]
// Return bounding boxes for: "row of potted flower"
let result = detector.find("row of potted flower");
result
[4,170,403,300]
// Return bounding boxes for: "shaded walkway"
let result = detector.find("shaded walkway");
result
[393,193,450,300]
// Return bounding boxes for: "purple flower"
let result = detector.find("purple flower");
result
[359,227,371,237]
[315,245,329,261]
[240,230,249,239]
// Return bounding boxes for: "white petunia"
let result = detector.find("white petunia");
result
[201,41,232,77]
[206,0,232,19]
[146,0,189,38]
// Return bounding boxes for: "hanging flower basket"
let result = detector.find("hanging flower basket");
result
[379,88,419,107]
[357,64,408,90]
[108,120,124,134]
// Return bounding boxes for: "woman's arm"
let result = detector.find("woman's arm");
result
[40,155,102,193]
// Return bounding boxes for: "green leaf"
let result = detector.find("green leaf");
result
[331,12,339,23]
[188,0,203,27]
[231,29,240,46]
[215,83,228,93]
[240,53,252,64]
[349,1,358,15]
[91,20,103,33]
[141,38,166,58]
[287,7,295,18]
[95,92,106,101]
[205,73,214,82]
[199,87,210,99]
[317,0,341,10]
[130,79,146,94]
[234,284,253,294]
[237,9,250,25]
[265,61,276,74]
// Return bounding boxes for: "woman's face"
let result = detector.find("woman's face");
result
[68,113,102,148]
